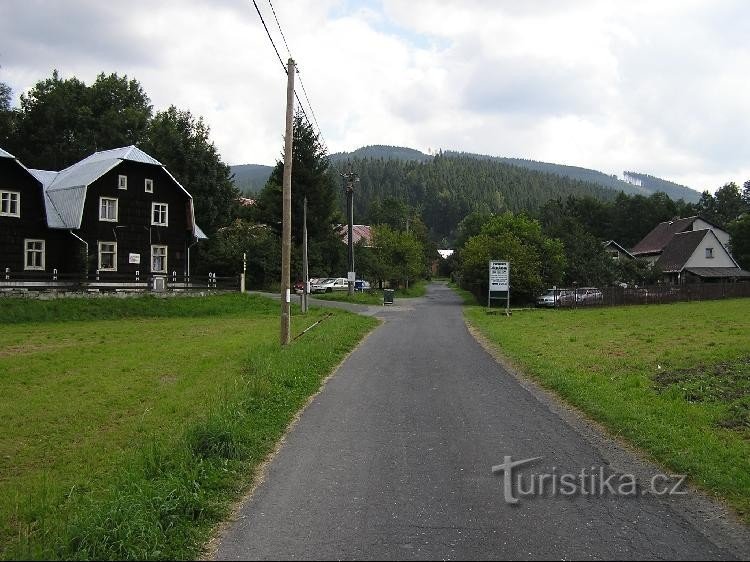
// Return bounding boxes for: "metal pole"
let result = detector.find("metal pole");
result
[280,58,295,345]
[302,196,308,313]
[347,185,354,295]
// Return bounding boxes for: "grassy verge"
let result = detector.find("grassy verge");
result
[313,279,429,304]
[0,294,378,559]
[462,296,750,523]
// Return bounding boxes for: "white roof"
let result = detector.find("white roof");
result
[28,145,193,231]
[0,147,14,159]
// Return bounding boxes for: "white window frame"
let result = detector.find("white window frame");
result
[705,247,714,259]
[151,202,168,226]
[0,190,20,217]
[98,241,118,271]
[99,197,118,222]
[118,174,128,190]
[24,239,45,270]
[151,244,168,273]
[145,178,153,193]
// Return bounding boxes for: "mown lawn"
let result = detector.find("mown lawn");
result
[463,296,750,523]
[0,293,378,560]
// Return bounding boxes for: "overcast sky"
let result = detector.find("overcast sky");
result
[2,0,748,193]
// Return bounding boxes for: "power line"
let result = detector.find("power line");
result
[251,0,286,74]
[251,0,337,168]
[268,0,293,59]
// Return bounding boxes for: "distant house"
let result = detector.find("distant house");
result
[631,216,730,264]
[1,145,207,285]
[338,224,373,247]
[602,240,634,262]
[631,216,748,283]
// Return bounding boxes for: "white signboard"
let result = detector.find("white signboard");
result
[129,253,141,264]
[348,271,356,282]
[489,261,509,292]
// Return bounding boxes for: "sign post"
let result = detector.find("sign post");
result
[488,260,510,315]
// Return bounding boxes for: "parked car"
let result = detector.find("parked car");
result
[310,277,349,293]
[536,289,575,307]
[354,279,371,292]
[575,287,603,305]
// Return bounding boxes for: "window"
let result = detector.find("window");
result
[118,175,128,190]
[24,239,45,270]
[0,190,20,217]
[706,247,714,259]
[152,202,168,226]
[99,197,118,222]
[98,241,117,271]
[151,245,167,273]
[145,178,153,193]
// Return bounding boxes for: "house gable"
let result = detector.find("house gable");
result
[0,149,68,273]
[656,229,738,273]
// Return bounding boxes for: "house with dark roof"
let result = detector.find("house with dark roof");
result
[631,216,730,264]
[631,216,748,283]
[1,145,207,286]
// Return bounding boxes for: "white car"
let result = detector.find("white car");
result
[310,277,349,293]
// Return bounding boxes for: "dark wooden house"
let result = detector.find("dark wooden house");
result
[0,148,67,275]
[1,145,206,287]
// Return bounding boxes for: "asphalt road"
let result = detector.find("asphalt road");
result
[215,283,741,560]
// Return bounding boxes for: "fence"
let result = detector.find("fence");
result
[0,268,240,293]
[461,279,750,309]
[537,282,750,308]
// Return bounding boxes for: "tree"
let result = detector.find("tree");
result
[727,214,750,270]
[366,225,424,288]
[254,113,343,277]
[459,213,565,302]
[197,219,280,282]
[143,106,239,237]
[713,182,746,226]
[8,71,152,169]
[0,79,14,147]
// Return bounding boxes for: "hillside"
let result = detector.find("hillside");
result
[622,171,700,203]
[330,145,431,163]
[230,164,274,194]
[230,145,702,203]
[336,153,619,240]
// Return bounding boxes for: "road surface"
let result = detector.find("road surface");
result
[215,283,743,560]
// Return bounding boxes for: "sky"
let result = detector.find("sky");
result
[1,0,748,193]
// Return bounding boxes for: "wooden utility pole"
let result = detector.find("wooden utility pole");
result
[280,58,295,345]
[302,196,309,313]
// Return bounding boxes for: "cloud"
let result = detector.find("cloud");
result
[0,0,748,191]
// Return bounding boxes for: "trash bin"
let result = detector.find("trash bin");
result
[383,289,395,305]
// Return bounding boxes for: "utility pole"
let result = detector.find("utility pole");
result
[342,171,358,296]
[280,58,295,346]
[302,196,309,313]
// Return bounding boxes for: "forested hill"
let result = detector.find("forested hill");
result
[330,145,431,162]
[448,152,701,203]
[622,171,700,203]
[231,145,701,202]
[337,152,618,240]
[230,164,274,194]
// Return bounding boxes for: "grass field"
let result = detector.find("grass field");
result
[313,279,428,305]
[463,294,750,523]
[0,294,378,560]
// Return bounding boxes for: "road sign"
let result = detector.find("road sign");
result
[488,261,510,314]
[489,261,509,291]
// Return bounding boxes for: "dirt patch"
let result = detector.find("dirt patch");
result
[652,355,750,432]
